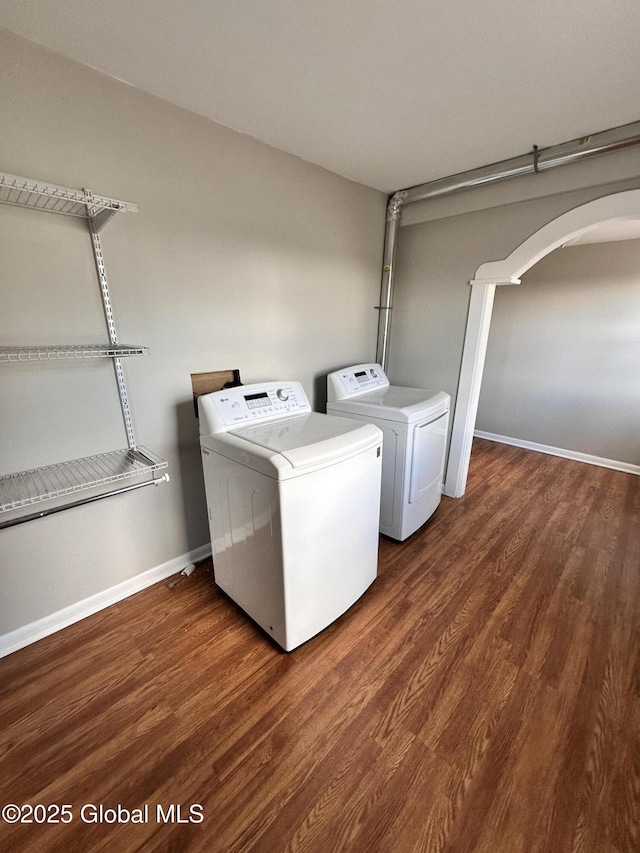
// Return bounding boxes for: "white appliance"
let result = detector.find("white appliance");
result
[326,364,450,542]
[198,381,382,651]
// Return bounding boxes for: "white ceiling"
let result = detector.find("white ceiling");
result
[1,0,640,193]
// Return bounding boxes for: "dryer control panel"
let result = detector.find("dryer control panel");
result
[327,363,390,400]
[199,382,311,433]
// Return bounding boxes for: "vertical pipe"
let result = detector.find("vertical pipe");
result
[375,191,406,370]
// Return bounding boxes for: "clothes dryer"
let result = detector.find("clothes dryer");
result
[327,364,449,541]
[199,382,382,651]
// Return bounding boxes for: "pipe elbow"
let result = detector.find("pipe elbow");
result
[387,190,408,221]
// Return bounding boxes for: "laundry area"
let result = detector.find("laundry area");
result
[0,4,639,852]
[1,7,639,657]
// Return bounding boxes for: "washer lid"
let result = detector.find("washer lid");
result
[229,412,381,469]
[328,386,450,423]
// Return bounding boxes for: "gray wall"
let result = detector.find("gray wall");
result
[0,30,386,636]
[387,174,640,471]
[477,240,640,464]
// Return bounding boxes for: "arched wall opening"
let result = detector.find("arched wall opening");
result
[444,189,640,497]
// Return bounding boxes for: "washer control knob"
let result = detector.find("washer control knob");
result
[277,388,289,401]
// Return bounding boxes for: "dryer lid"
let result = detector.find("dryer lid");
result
[229,412,381,469]
[328,387,450,423]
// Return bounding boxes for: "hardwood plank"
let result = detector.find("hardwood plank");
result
[470,682,570,853]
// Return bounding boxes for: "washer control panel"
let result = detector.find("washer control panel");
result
[207,382,310,429]
[336,364,389,396]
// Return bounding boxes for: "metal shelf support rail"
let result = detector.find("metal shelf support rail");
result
[85,189,137,449]
[0,170,168,525]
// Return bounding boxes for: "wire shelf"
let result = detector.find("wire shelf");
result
[0,447,168,513]
[0,344,150,363]
[0,171,138,220]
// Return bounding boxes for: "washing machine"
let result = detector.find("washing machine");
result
[198,381,382,651]
[326,363,450,542]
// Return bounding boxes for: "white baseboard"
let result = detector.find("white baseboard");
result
[0,543,212,660]
[474,430,640,476]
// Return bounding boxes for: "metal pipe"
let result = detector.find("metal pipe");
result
[375,119,640,369]
[0,473,170,530]
[402,153,535,206]
[537,122,640,170]
[375,192,405,371]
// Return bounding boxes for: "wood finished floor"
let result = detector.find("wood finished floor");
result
[1,438,639,853]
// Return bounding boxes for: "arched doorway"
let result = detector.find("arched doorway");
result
[444,189,640,497]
